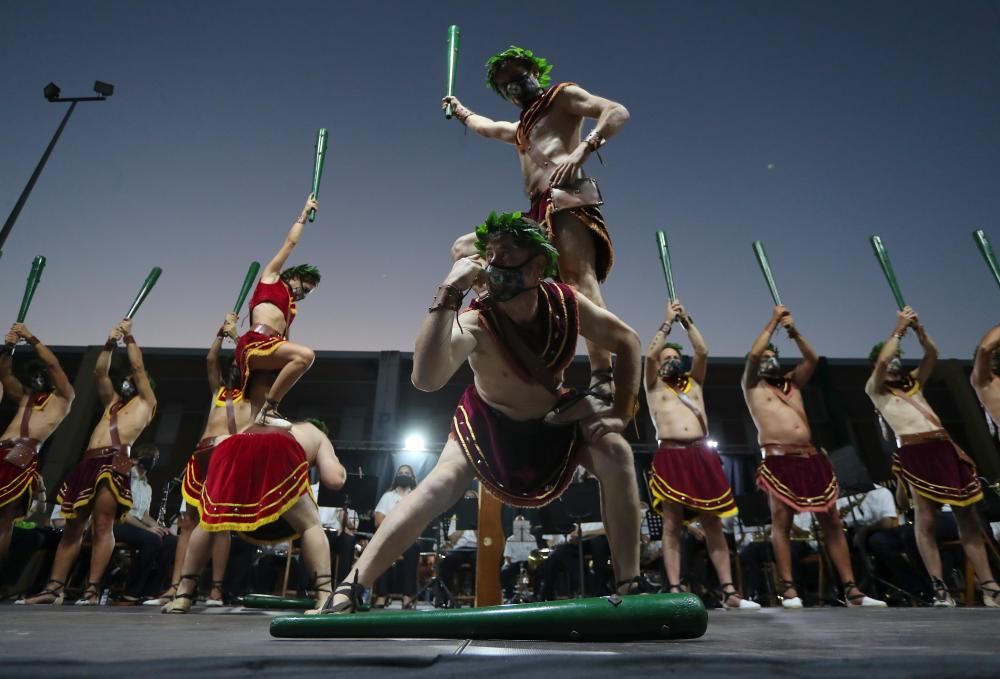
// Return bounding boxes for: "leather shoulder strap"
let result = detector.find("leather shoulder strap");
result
[766,381,811,430]
[890,383,943,428]
[668,381,708,436]
[109,400,126,450]
[19,390,34,438]
[225,389,237,435]
[488,303,561,397]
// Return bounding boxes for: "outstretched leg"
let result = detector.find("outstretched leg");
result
[331,438,475,609]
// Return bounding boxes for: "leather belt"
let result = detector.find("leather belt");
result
[761,443,818,458]
[251,323,282,337]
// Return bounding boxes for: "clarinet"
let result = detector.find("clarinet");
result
[157,476,183,527]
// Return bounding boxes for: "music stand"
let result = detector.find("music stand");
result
[317,472,379,524]
[538,478,602,597]
[414,497,480,609]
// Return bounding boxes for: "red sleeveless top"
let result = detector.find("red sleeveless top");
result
[249,279,296,329]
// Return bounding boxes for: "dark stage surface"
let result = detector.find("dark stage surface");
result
[2,604,1000,677]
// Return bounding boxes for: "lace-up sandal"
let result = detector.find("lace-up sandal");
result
[162,574,198,614]
[305,574,333,615]
[778,579,803,609]
[75,581,101,606]
[321,572,370,614]
[255,400,292,429]
[144,582,178,606]
[204,580,224,607]
[14,579,66,605]
[718,582,761,610]
[842,580,887,608]
[931,577,955,608]
[979,580,1000,608]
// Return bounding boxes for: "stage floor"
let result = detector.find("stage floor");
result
[3,603,1000,677]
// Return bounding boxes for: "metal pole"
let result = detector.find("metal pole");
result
[0,101,78,252]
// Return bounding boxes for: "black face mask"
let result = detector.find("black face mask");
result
[502,74,543,108]
[119,378,138,401]
[758,356,781,379]
[658,359,683,380]
[887,357,904,377]
[394,474,416,489]
[136,456,157,472]
[29,371,54,393]
[486,261,536,302]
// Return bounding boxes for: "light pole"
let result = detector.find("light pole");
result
[0,80,115,255]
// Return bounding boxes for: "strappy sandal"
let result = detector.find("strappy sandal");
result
[931,576,955,608]
[162,574,198,614]
[979,580,1000,609]
[842,580,887,608]
[204,580,224,607]
[321,572,370,614]
[615,575,655,595]
[718,582,761,610]
[15,579,66,605]
[75,581,101,606]
[544,386,613,426]
[661,580,685,594]
[778,579,803,609]
[305,573,333,615]
[588,368,615,400]
[143,582,178,606]
[401,595,418,610]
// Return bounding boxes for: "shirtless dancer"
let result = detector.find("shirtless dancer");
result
[149,312,252,606]
[744,305,884,608]
[20,319,156,605]
[645,301,758,609]
[235,194,321,428]
[163,371,345,614]
[327,212,644,612]
[443,46,629,397]
[869,307,997,608]
[0,324,74,560]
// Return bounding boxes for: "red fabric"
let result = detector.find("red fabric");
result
[199,427,311,542]
[0,443,39,519]
[755,453,839,513]
[56,451,132,520]
[649,442,737,518]
[526,189,614,283]
[234,330,286,392]
[181,437,216,511]
[450,385,579,508]
[249,279,296,329]
[893,439,983,506]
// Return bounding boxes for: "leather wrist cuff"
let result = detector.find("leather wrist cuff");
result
[124,335,136,345]
[429,285,465,313]
[26,336,40,346]
[104,340,117,351]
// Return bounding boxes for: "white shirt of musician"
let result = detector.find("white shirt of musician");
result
[311,482,358,531]
[504,522,536,563]
[447,517,477,550]
[544,521,604,546]
[375,489,406,517]
[129,467,152,520]
[836,487,898,529]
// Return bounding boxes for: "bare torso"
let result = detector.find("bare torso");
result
[866,377,940,436]
[251,302,288,336]
[973,375,1000,427]
[1,393,72,442]
[647,377,706,442]
[744,381,812,446]
[463,310,563,420]
[86,397,155,450]
[515,94,585,196]
[200,395,252,440]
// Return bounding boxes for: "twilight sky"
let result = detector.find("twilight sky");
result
[1,1,998,359]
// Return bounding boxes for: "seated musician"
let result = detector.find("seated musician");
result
[538,521,612,600]
[501,514,536,602]
[313,480,359,584]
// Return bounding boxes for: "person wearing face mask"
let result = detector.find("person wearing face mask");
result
[110,444,175,604]
[644,301,756,609]
[372,465,420,609]
[442,46,629,402]
[234,193,321,429]
[148,312,252,607]
[743,305,884,609]
[0,323,74,563]
[20,319,157,605]
[326,213,644,612]
[867,307,997,608]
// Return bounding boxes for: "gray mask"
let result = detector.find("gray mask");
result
[486,262,535,302]
[29,371,54,393]
[658,359,683,380]
[887,357,903,376]
[758,356,781,378]
[502,74,543,107]
[119,378,138,401]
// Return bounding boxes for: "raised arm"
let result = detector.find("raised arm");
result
[206,312,237,394]
[577,294,642,440]
[441,96,518,144]
[120,319,156,408]
[869,308,915,393]
[781,313,819,388]
[681,304,709,385]
[261,195,319,282]
[912,314,939,386]
[549,85,631,187]
[743,305,787,390]
[95,324,122,407]
[0,330,20,401]
[972,323,1000,388]
[12,323,74,401]
[643,301,675,392]
[411,257,481,392]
